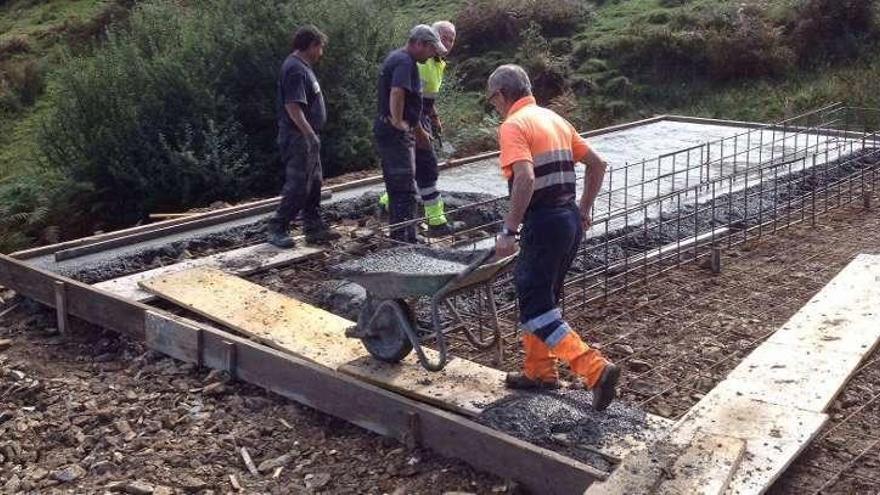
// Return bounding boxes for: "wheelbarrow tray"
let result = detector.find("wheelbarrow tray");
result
[332,246,513,300]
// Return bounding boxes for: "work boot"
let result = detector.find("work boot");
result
[591,363,621,412]
[304,221,341,245]
[267,228,296,249]
[505,372,560,390]
[425,220,466,238]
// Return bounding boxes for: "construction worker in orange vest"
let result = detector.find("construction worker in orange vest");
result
[487,64,620,411]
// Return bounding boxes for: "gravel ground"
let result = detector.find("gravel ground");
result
[0,307,508,494]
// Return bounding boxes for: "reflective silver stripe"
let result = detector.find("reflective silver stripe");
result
[418,186,438,197]
[534,149,574,168]
[545,322,571,348]
[534,171,577,190]
[522,308,562,332]
[422,92,439,99]
[422,197,441,207]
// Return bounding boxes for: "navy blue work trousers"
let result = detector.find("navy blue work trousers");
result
[515,203,584,328]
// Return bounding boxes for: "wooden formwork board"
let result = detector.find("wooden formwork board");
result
[0,253,604,494]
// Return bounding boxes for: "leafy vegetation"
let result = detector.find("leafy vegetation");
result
[0,0,879,252]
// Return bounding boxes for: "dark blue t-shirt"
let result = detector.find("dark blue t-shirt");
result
[277,55,326,138]
[376,49,422,127]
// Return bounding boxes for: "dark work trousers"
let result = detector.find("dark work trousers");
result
[415,116,440,206]
[374,121,418,243]
[515,203,584,327]
[268,133,323,234]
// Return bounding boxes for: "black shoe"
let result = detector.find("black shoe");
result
[267,230,296,249]
[505,372,560,390]
[425,220,466,238]
[305,227,341,245]
[591,363,620,412]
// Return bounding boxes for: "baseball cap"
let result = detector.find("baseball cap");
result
[410,24,448,56]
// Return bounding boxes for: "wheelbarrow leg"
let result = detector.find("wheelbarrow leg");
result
[484,284,504,365]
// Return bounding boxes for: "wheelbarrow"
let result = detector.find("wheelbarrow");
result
[331,246,517,372]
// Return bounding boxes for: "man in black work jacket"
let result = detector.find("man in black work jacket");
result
[267,25,340,248]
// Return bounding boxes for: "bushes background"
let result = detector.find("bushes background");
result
[34,0,398,231]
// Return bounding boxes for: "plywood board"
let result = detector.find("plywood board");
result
[96,242,323,302]
[659,434,746,495]
[671,392,827,495]
[588,433,745,495]
[717,341,870,413]
[140,266,364,369]
[340,353,507,417]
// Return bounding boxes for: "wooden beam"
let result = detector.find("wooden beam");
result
[0,254,149,339]
[54,281,69,335]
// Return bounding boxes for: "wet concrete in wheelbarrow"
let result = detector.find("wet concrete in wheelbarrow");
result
[477,389,664,471]
[332,246,489,278]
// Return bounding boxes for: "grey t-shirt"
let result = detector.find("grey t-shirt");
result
[277,55,326,138]
[376,49,422,128]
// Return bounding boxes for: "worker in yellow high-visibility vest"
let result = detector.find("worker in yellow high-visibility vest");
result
[378,21,463,237]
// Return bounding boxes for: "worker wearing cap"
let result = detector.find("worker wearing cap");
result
[374,25,448,243]
[487,64,620,411]
[378,21,462,237]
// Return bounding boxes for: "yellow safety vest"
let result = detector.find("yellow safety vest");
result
[418,58,446,100]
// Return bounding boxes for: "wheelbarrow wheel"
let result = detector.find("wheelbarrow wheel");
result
[361,299,414,363]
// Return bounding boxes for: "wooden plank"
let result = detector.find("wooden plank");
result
[588,433,746,495]
[94,243,322,302]
[670,393,826,495]
[659,434,746,495]
[0,254,147,339]
[715,342,873,414]
[143,267,671,463]
[340,353,507,417]
[140,266,364,369]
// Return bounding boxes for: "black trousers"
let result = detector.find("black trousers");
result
[268,133,323,234]
[374,121,417,243]
[415,116,440,206]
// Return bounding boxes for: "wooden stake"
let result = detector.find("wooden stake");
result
[710,247,723,274]
[54,281,69,335]
[224,341,237,380]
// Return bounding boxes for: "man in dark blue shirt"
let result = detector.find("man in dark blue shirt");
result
[267,25,340,248]
[373,25,447,243]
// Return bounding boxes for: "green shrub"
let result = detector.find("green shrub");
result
[453,0,591,57]
[785,0,878,64]
[37,0,398,229]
